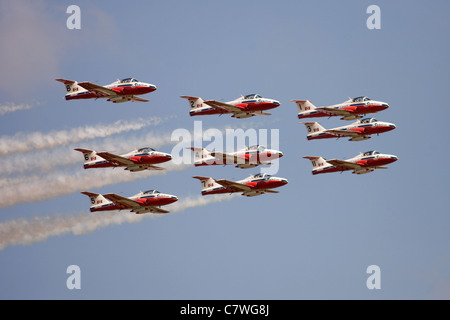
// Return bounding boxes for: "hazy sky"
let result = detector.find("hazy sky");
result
[0,0,449,300]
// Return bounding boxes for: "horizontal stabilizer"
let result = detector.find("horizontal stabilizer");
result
[193,176,212,181]
[75,148,95,154]
[56,78,76,85]
[81,191,100,198]
[180,95,202,100]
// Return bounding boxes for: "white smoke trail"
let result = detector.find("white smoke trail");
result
[0,121,270,207]
[0,117,162,156]
[0,103,32,115]
[0,162,190,209]
[0,132,174,176]
[0,194,237,250]
[0,121,245,175]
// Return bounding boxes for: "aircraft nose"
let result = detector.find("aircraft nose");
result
[279,151,284,158]
[281,178,289,184]
[387,155,399,162]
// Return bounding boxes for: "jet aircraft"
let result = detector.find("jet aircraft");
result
[193,173,288,197]
[300,118,396,141]
[292,96,389,120]
[81,189,178,214]
[56,78,157,103]
[304,150,398,175]
[74,147,172,172]
[187,145,284,169]
[181,94,281,119]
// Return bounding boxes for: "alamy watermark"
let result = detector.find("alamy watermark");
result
[66,5,81,30]
[366,265,381,290]
[66,265,81,290]
[366,5,381,30]
[171,121,281,175]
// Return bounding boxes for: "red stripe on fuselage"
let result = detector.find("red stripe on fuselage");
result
[136,196,177,207]
[356,157,397,167]
[113,86,156,95]
[128,155,171,165]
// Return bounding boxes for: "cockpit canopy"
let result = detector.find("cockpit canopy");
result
[143,189,160,195]
[137,147,155,153]
[120,78,139,83]
[252,173,270,179]
[352,96,371,102]
[246,145,266,152]
[244,94,262,100]
[362,150,380,156]
[360,118,378,124]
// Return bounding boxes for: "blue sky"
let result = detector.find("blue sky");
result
[0,0,449,299]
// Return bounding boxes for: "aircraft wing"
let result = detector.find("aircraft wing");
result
[130,96,149,102]
[215,179,253,192]
[203,100,243,113]
[260,189,279,194]
[103,193,139,210]
[96,152,135,166]
[325,129,362,138]
[327,159,362,170]
[127,164,165,172]
[78,82,117,97]
[316,107,354,117]
[132,207,169,214]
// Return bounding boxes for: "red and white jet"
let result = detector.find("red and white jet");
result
[304,150,398,175]
[301,118,396,141]
[74,147,172,172]
[181,94,281,119]
[292,96,389,120]
[81,189,178,214]
[193,173,288,197]
[187,145,284,169]
[56,77,157,103]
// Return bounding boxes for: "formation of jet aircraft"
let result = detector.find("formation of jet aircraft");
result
[61,78,397,212]
[296,96,398,175]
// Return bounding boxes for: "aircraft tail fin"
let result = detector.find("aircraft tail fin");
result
[303,156,327,170]
[56,79,83,96]
[180,96,205,110]
[291,100,317,113]
[187,147,214,165]
[74,148,97,166]
[300,122,326,133]
[81,191,108,211]
[193,176,220,192]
